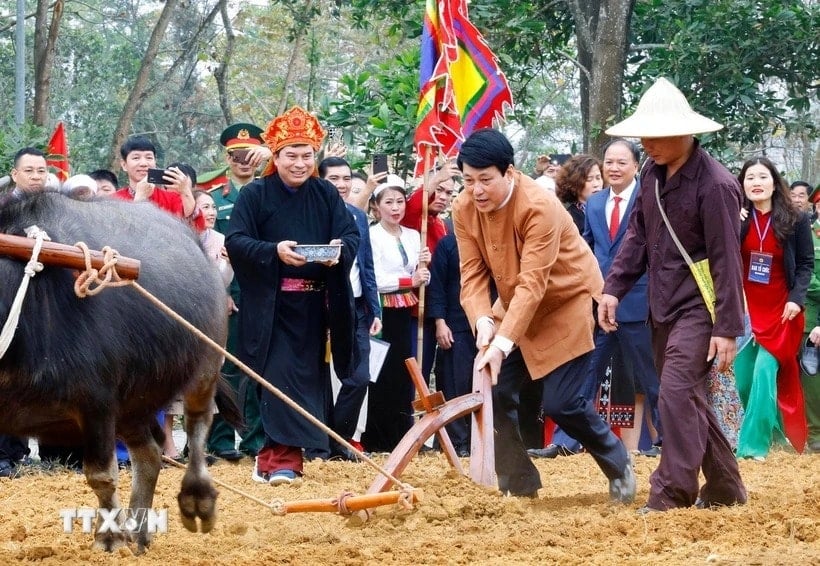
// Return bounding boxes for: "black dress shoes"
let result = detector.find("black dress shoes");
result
[0,458,17,478]
[609,460,636,504]
[528,445,560,458]
[527,444,578,459]
[215,449,244,461]
[329,448,360,462]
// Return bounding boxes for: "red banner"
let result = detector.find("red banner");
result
[46,122,69,182]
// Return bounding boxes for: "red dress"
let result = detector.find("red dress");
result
[741,210,807,451]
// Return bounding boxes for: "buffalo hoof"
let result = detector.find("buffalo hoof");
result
[133,530,153,555]
[177,484,218,533]
[93,530,129,553]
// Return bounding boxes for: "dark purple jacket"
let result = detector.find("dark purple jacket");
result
[603,141,745,338]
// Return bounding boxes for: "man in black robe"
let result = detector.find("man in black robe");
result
[226,106,359,485]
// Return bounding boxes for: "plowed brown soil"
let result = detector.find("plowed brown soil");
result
[0,449,817,565]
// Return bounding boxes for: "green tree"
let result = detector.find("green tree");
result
[629,0,819,171]
[319,49,420,177]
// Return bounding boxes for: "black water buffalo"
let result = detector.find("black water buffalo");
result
[0,192,234,552]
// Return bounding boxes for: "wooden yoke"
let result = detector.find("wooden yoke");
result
[0,233,141,280]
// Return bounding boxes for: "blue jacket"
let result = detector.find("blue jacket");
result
[427,233,470,333]
[347,203,381,324]
[583,185,649,322]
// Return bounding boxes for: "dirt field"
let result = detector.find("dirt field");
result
[0,449,817,565]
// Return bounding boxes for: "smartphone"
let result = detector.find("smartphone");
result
[147,168,168,185]
[231,148,250,164]
[372,153,389,175]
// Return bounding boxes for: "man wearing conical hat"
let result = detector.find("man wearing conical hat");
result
[598,78,747,512]
[225,107,359,485]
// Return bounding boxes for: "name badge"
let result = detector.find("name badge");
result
[748,251,773,284]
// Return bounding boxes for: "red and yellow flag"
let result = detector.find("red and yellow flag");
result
[413,0,513,174]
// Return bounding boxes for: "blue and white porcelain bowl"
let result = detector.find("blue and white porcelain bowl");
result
[293,244,342,262]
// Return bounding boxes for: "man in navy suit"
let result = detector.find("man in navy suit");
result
[535,140,662,458]
[319,157,382,459]
[581,139,661,453]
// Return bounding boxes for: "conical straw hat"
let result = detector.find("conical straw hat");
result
[606,77,723,138]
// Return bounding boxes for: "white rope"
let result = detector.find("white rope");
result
[0,226,50,358]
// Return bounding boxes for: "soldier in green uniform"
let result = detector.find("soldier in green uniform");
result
[206,123,272,460]
[801,184,820,453]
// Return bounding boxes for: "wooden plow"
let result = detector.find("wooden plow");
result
[366,358,496,494]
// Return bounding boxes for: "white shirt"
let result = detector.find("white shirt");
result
[349,258,362,298]
[604,178,637,231]
[369,223,421,293]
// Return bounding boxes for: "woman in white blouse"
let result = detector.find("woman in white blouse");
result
[363,176,430,452]
[194,190,234,287]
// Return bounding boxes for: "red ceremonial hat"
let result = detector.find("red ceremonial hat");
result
[261,106,326,177]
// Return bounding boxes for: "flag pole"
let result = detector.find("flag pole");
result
[416,145,434,373]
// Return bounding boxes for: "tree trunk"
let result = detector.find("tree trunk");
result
[567,0,635,155]
[276,0,316,115]
[158,0,227,89]
[277,33,306,115]
[214,0,235,125]
[32,0,64,127]
[107,0,180,170]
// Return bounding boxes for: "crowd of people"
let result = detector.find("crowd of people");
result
[0,80,817,515]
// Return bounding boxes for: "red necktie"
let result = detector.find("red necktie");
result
[609,196,622,241]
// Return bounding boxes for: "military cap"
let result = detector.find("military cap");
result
[219,123,264,150]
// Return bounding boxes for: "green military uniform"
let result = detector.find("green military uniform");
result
[206,123,266,459]
[802,217,820,452]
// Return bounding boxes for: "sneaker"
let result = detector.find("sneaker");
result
[739,454,766,462]
[639,444,662,457]
[609,460,636,504]
[251,457,270,483]
[268,469,302,486]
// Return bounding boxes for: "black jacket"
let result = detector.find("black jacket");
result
[225,173,360,379]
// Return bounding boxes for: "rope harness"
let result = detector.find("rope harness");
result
[0,228,417,516]
[0,226,50,358]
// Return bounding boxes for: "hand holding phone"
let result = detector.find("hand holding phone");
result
[230,149,250,164]
[372,153,389,176]
[147,168,168,185]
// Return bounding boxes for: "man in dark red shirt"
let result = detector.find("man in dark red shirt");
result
[600,78,747,513]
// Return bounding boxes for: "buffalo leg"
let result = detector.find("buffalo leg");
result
[121,418,163,554]
[178,374,218,533]
[81,416,127,552]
